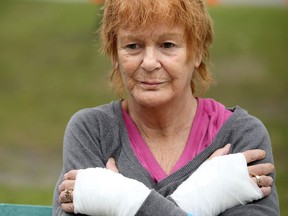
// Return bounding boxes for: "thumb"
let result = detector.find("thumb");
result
[209,144,231,160]
[106,158,119,173]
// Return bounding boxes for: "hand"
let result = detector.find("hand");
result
[58,158,119,213]
[72,167,150,216]
[105,158,119,173]
[209,144,274,197]
[243,149,274,197]
[58,170,77,213]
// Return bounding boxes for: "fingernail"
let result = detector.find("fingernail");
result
[58,184,62,192]
[108,158,115,164]
[225,143,231,151]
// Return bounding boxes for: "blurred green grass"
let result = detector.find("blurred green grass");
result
[0,1,287,214]
[208,7,288,214]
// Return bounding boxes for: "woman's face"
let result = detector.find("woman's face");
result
[116,23,199,107]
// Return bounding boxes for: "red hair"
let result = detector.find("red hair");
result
[100,0,214,96]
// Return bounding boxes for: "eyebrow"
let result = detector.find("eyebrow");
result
[118,32,185,42]
[157,33,185,41]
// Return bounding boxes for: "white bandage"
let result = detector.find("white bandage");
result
[73,168,150,216]
[171,153,263,216]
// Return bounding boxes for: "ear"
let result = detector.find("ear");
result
[194,52,202,68]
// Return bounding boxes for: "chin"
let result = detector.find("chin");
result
[131,92,172,108]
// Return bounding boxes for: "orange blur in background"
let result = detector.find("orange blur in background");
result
[90,0,220,5]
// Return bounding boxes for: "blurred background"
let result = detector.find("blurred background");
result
[0,0,287,214]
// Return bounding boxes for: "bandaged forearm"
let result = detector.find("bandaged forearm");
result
[73,168,150,216]
[171,153,263,216]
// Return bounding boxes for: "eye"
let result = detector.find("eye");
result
[161,42,175,49]
[126,43,139,49]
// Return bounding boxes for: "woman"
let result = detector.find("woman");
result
[53,0,279,215]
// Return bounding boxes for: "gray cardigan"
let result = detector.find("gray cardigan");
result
[52,100,280,216]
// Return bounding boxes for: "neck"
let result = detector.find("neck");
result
[123,94,197,140]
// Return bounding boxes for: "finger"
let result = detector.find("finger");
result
[209,144,231,160]
[252,175,273,187]
[61,202,75,213]
[242,149,266,164]
[261,186,272,197]
[248,163,275,176]
[106,158,119,173]
[59,189,74,204]
[58,180,75,192]
[63,170,78,180]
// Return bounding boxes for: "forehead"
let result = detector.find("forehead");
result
[117,23,185,40]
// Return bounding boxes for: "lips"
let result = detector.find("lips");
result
[141,81,163,85]
[138,80,167,89]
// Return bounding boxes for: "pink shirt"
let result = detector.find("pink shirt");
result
[122,98,232,182]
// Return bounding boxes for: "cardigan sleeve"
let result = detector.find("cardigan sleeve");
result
[220,108,280,216]
[135,190,187,216]
[52,109,106,216]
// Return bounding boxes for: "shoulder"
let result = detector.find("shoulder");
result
[67,100,122,128]
[225,106,271,151]
[63,100,125,160]
[229,106,267,132]
[198,98,268,136]
[64,100,124,140]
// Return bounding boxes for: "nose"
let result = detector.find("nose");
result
[141,47,161,72]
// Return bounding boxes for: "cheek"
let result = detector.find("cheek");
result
[168,57,193,80]
[172,62,195,87]
[118,60,137,89]
[118,54,139,76]
[118,63,134,82]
